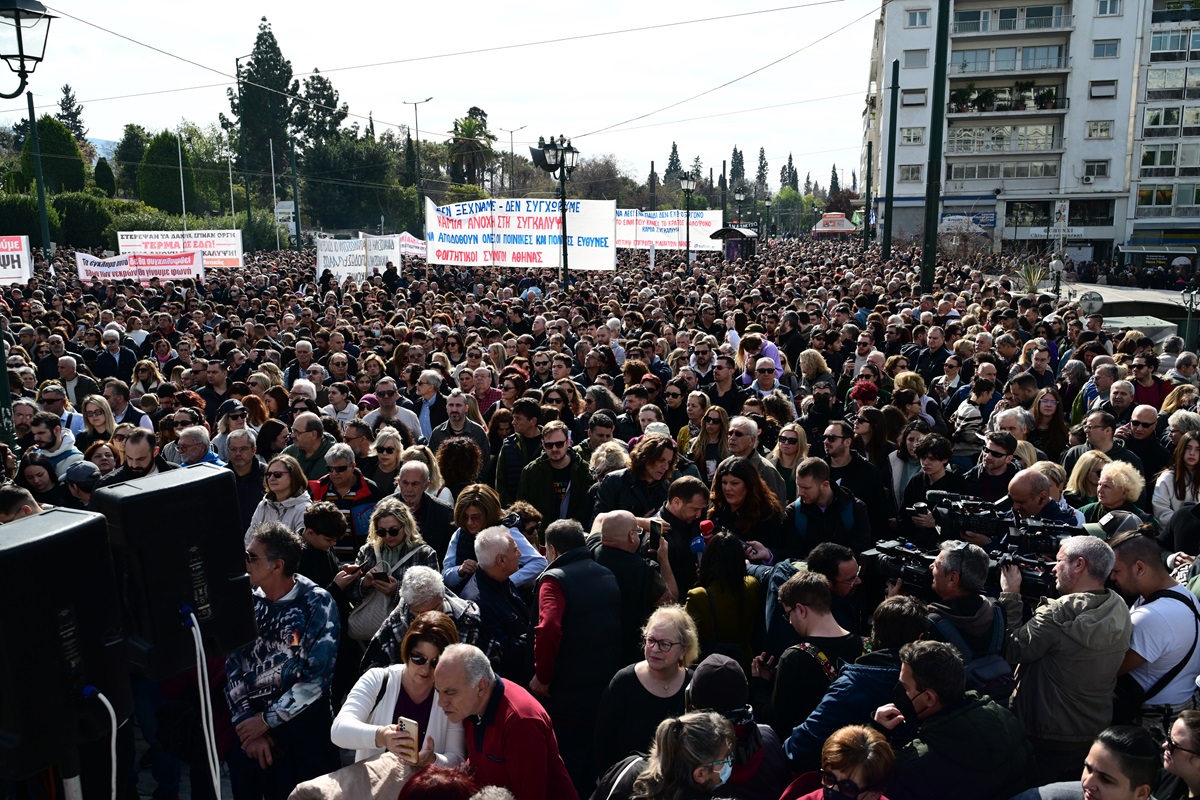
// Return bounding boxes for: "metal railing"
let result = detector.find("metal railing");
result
[952,15,1074,33]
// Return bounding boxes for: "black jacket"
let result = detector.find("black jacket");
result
[412,493,455,565]
[474,569,532,683]
[594,467,670,519]
[590,539,667,666]
[229,458,267,533]
[96,457,180,489]
[783,485,872,559]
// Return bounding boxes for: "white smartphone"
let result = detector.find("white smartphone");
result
[395,716,419,765]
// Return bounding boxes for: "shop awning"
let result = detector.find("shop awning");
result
[1118,245,1199,254]
[709,227,759,240]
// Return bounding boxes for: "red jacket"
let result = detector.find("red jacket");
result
[463,679,577,800]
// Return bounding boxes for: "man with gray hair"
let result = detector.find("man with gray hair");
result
[1167,351,1200,388]
[393,460,455,556]
[226,428,264,530]
[434,643,575,800]
[1102,380,1135,425]
[282,411,334,479]
[926,541,1006,677]
[998,536,1132,784]
[727,415,788,503]
[361,565,491,671]
[177,425,222,467]
[414,369,447,439]
[473,526,535,683]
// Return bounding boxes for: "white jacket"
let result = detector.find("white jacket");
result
[330,664,465,765]
[1154,470,1200,528]
[246,491,312,543]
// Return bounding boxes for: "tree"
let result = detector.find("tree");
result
[290,68,348,152]
[178,121,234,216]
[0,193,61,247]
[571,154,640,201]
[51,191,113,247]
[113,124,149,198]
[664,142,683,181]
[400,130,417,186]
[825,189,858,218]
[689,155,703,180]
[730,146,745,187]
[55,84,88,142]
[20,115,86,194]
[138,130,196,215]
[756,148,769,194]
[830,164,841,196]
[804,171,812,195]
[780,154,798,192]
[302,131,403,230]
[222,17,293,197]
[446,110,495,188]
[94,157,116,198]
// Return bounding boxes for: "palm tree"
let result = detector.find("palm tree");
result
[447,116,495,188]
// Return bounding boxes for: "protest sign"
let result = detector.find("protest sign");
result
[116,230,243,269]
[424,197,616,270]
[315,237,407,284]
[76,251,205,285]
[0,236,32,285]
[614,209,723,251]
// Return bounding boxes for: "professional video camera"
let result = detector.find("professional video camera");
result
[997,518,1080,559]
[923,491,1012,542]
[861,540,937,591]
[991,551,1058,599]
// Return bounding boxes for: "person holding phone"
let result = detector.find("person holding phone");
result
[331,611,466,766]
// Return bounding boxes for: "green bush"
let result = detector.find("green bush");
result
[0,193,62,248]
[52,191,115,248]
[20,115,85,194]
[137,130,196,215]
[94,158,116,198]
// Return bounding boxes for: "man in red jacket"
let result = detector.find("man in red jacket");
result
[434,643,577,800]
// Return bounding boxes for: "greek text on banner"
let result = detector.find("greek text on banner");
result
[0,235,32,285]
[424,197,616,271]
[614,209,723,251]
[116,229,243,269]
[77,251,205,285]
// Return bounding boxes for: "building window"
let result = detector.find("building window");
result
[904,49,930,68]
[950,161,1059,179]
[1137,184,1173,206]
[1090,80,1118,98]
[905,9,929,27]
[901,89,928,106]
[1084,160,1110,178]
[1145,107,1182,136]
[1097,0,1120,15]
[1151,31,1188,61]
[1086,120,1113,138]
[899,165,922,181]
[953,48,991,73]
[1093,39,1119,58]
[900,127,925,145]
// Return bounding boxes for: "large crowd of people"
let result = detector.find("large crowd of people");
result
[8,236,1200,800]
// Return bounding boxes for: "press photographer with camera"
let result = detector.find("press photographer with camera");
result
[963,432,1019,504]
[901,434,968,548]
[1009,469,1083,527]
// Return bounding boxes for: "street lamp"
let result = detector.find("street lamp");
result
[765,199,772,238]
[532,134,579,289]
[1184,289,1200,350]
[679,174,696,264]
[734,189,745,226]
[0,0,53,99]
[1049,255,1064,300]
[404,96,433,234]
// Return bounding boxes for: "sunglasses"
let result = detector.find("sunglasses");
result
[328,464,351,473]
[244,550,263,562]
[985,449,1010,458]
[778,436,799,445]
[409,652,439,668]
[377,446,397,455]
[376,390,397,398]
[705,417,721,425]
[265,470,288,479]
[377,526,403,537]
[756,368,775,374]
[1130,420,1155,428]
[113,434,129,443]
[228,412,247,420]
[543,439,568,450]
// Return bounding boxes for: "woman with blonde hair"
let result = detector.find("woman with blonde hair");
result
[677,390,711,453]
[1064,449,1113,508]
[258,362,286,389]
[1080,460,1156,531]
[130,360,164,402]
[798,349,834,393]
[246,371,272,398]
[368,426,406,493]
[76,395,117,452]
[766,422,807,504]
[594,605,702,778]
[689,406,731,485]
[595,711,736,800]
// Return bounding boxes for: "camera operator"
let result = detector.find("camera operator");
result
[785,457,872,560]
[901,434,968,548]
[926,541,1006,662]
[963,432,1019,504]
[1009,469,1082,527]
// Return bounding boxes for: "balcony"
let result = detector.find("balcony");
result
[1135,204,1200,217]
[949,56,1072,76]
[947,141,1064,155]
[947,96,1069,115]
[1153,8,1200,22]
[952,15,1074,34]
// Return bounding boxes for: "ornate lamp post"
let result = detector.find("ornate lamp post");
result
[533,135,579,289]
[680,174,696,264]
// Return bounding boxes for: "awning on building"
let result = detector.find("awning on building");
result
[1117,245,1199,254]
[709,227,759,240]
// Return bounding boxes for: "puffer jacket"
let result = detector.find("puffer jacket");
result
[247,491,312,541]
[999,588,1131,743]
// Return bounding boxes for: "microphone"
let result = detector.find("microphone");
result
[691,520,716,555]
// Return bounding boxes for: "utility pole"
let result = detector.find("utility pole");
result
[404,96,433,233]
[289,137,302,253]
[920,0,952,290]
[864,140,873,248]
[499,125,526,194]
[26,92,50,262]
[883,59,900,260]
[236,55,255,253]
[721,160,727,220]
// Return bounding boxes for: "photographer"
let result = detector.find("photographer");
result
[901,434,968,548]
[963,432,1019,504]
[1009,468,1082,527]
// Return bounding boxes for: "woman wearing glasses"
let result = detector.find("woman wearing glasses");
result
[75,395,116,453]
[767,423,808,505]
[1029,387,1070,463]
[781,724,895,800]
[594,606,701,780]
[1163,710,1200,795]
[211,399,250,462]
[689,406,731,485]
[331,610,466,766]
[247,454,312,539]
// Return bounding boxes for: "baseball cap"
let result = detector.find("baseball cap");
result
[1083,510,1142,540]
[64,461,101,491]
[217,399,245,418]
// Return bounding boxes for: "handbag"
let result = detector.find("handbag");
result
[347,546,423,642]
[1113,588,1200,724]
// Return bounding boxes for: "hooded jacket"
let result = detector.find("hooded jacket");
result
[248,491,313,540]
[999,588,1131,743]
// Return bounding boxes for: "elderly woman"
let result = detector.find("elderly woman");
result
[1080,460,1157,532]
[593,606,701,778]
[345,497,440,643]
[247,454,312,539]
[309,443,385,545]
[331,611,466,765]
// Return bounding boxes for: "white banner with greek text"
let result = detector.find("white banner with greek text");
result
[0,235,32,285]
[116,229,243,269]
[424,197,616,270]
[76,251,205,285]
[614,209,723,251]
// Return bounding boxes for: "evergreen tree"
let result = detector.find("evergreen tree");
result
[113,124,149,199]
[55,84,87,142]
[290,68,348,151]
[222,17,293,196]
[804,171,812,195]
[786,154,799,191]
[137,130,196,215]
[402,131,416,186]
[664,142,682,180]
[690,155,702,180]
[830,164,841,195]
[756,147,769,193]
[20,115,85,193]
[94,157,115,198]
[730,146,745,187]
[11,118,27,151]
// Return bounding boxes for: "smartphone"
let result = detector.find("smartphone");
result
[395,716,420,765]
[370,569,387,581]
[648,519,662,552]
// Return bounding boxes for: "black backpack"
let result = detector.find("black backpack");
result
[929,605,1015,702]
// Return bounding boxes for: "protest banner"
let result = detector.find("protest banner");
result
[76,251,205,285]
[0,236,32,285]
[424,197,616,270]
[614,209,723,251]
[116,229,243,269]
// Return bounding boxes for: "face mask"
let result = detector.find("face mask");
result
[814,395,832,411]
[716,760,732,787]
[891,681,920,724]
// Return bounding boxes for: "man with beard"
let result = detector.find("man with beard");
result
[800,380,845,458]
[97,428,179,488]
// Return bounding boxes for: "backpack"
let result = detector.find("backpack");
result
[792,499,855,542]
[929,605,1015,702]
[796,636,872,682]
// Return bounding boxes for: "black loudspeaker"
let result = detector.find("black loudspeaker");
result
[0,508,133,780]
[91,463,258,680]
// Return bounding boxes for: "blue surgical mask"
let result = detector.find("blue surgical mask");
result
[717,760,732,786]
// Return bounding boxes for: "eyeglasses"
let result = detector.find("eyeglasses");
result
[228,412,247,420]
[409,652,440,668]
[86,409,106,418]
[1132,363,1148,370]
[778,436,799,445]
[823,434,845,441]
[376,390,397,398]
[820,769,864,799]
[113,434,128,443]
[543,439,568,450]
[644,636,681,652]
[984,449,1010,458]
[729,430,749,438]
[502,384,517,391]
[244,550,262,562]
[756,368,775,374]
[705,417,721,425]
[944,363,959,370]
[664,391,682,399]
[377,526,403,537]
[1130,420,1155,429]
[266,470,288,480]
[328,464,351,473]
[377,446,397,455]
